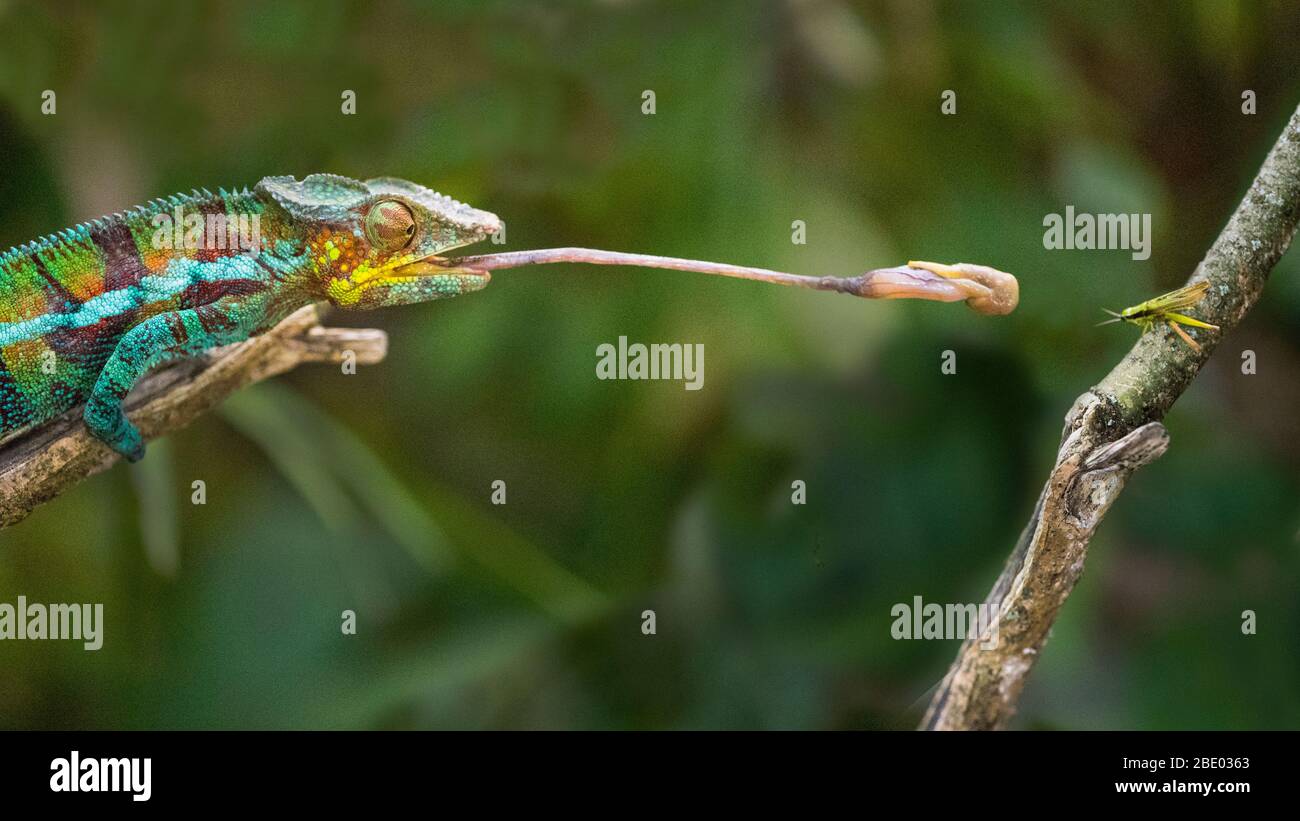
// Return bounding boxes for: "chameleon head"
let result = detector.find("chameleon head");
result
[255,174,502,309]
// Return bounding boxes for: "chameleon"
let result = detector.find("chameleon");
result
[0,173,1017,466]
[0,174,501,462]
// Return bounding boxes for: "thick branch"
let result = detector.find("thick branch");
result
[0,305,387,528]
[922,103,1300,730]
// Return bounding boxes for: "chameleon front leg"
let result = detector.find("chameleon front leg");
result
[84,301,258,461]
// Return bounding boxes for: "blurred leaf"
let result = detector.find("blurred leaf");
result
[250,381,454,575]
[218,385,398,615]
[219,386,365,535]
[128,437,180,577]
[222,382,607,623]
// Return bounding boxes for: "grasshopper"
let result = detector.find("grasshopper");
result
[1100,281,1220,352]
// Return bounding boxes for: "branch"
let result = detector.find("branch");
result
[922,103,1300,730]
[0,305,387,529]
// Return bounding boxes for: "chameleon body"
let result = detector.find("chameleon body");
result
[0,174,500,461]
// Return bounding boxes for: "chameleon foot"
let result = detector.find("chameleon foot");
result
[84,407,146,462]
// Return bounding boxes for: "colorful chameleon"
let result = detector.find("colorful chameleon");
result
[0,174,501,461]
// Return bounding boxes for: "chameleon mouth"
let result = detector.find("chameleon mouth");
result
[334,255,492,306]
[392,255,492,284]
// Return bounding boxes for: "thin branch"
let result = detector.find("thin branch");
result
[922,102,1300,730]
[0,305,387,529]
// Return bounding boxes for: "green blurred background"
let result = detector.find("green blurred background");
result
[1,0,1298,729]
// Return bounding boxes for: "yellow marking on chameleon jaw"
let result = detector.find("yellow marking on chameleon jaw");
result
[325,273,410,306]
[325,277,361,306]
[347,257,418,286]
[324,251,470,305]
[325,259,395,300]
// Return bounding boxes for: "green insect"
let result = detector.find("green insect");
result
[1099,281,1220,352]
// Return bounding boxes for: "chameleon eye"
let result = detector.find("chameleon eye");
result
[365,200,418,250]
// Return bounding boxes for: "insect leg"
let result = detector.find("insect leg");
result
[1166,319,1202,352]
